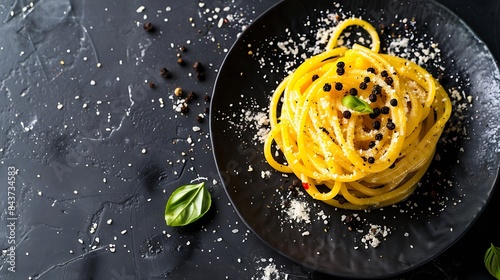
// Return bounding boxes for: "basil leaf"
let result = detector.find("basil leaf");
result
[341,95,374,114]
[485,243,500,279]
[165,182,212,226]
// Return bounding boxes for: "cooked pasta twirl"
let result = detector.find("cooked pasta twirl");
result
[264,18,452,210]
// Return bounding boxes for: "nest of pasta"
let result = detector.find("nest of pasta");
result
[264,18,452,210]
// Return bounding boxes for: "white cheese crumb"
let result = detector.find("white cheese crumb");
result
[286,199,311,224]
[260,170,271,179]
[136,6,145,13]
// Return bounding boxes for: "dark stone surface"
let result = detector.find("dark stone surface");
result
[0,0,498,279]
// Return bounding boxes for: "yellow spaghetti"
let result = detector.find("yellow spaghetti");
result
[264,18,452,210]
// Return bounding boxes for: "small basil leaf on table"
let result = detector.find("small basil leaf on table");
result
[341,95,374,114]
[485,243,500,279]
[165,182,212,226]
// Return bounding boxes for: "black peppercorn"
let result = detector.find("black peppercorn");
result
[349,88,358,96]
[372,120,381,130]
[381,106,390,114]
[390,98,398,106]
[312,74,319,81]
[323,83,332,92]
[369,107,381,119]
[381,70,388,77]
[336,67,345,75]
[369,93,377,102]
[343,110,351,119]
[338,196,347,204]
[368,141,376,148]
[143,22,154,32]
[335,82,343,91]
[193,61,204,72]
[385,76,394,85]
[364,76,370,83]
[180,105,189,114]
[148,81,156,89]
[359,82,367,90]
[367,157,375,164]
[336,61,345,68]
[160,67,170,78]
[375,133,383,141]
[372,85,382,95]
[367,67,376,74]
[386,119,396,130]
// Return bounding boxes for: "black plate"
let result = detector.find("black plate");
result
[210,0,500,278]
